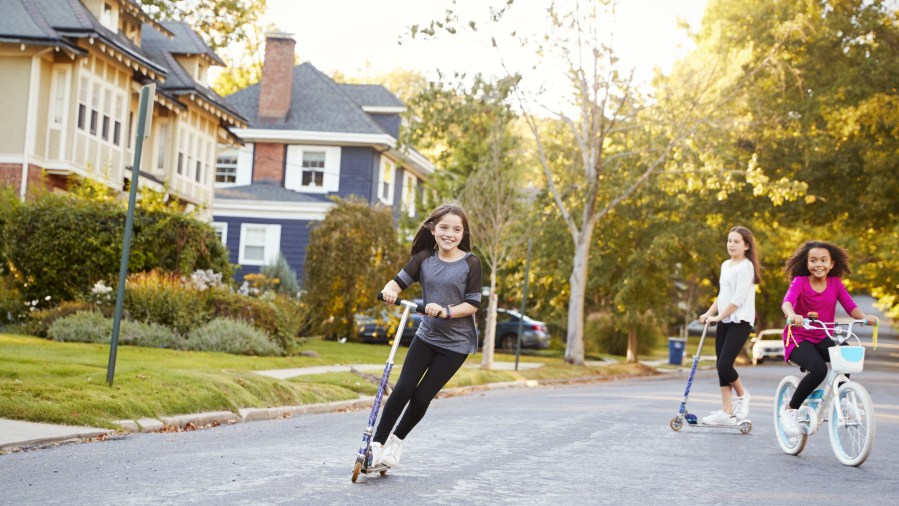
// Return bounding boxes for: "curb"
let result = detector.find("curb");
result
[0,428,113,453]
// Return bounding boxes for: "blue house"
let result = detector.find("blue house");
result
[214,33,434,284]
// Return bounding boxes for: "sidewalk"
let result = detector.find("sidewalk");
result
[0,358,634,454]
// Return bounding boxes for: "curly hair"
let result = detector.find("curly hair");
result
[783,240,852,279]
[410,202,472,255]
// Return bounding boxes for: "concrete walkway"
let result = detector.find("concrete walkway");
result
[254,360,548,379]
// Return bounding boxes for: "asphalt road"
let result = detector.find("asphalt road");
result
[2,364,897,505]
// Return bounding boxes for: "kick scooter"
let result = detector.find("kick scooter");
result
[669,322,752,434]
[352,295,424,483]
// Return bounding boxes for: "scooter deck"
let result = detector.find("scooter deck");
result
[692,420,752,428]
[362,463,390,473]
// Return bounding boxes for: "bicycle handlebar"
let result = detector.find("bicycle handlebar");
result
[377,293,426,314]
[786,315,879,348]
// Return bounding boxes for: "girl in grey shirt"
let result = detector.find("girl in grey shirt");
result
[372,203,482,469]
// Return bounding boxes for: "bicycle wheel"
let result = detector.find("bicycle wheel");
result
[828,381,876,466]
[774,375,806,455]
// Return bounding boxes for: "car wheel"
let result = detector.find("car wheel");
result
[499,334,517,351]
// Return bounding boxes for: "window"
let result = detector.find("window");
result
[378,157,396,204]
[239,224,281,266]
[212,222,228,246]
[401,172,417,218]
[77,78,87,130]
[113,96,123,146]
[156,121,169,171]
[177,133,185,175]
[53,70,66,124]
[216,151,238,183]
[301,151,325,187]
[187,133,195,179]
[195,139,203,183]
[89,83,100,135]
[101,3,113,30]
[101,89,111,141]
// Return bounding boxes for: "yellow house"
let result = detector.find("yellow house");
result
[0,0,246,213]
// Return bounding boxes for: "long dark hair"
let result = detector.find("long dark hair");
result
[410,203,472,255]
[784,240,851,279]
[731,226,762,284]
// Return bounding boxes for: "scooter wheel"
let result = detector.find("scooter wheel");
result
[669,416,684,431]
[739,421,752,434]
[352,461,362,483]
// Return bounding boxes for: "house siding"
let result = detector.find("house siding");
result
[0,57,31,152]
[337,146,376,202]
[216,215,315,285]
[370,114,401,138]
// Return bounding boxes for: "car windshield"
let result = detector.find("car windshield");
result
[759,332,782,340]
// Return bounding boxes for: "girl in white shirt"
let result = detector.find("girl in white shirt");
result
[698,226,761,425]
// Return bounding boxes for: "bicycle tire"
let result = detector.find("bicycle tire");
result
[828,381,876,466]
[774,375,807,455]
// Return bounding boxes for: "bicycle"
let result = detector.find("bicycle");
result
[773,312,879,466]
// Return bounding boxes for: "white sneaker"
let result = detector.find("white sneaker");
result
[381,433,404,467]
[780,408,804,436]
[733,390,750,420]
[701,410,737,426]
[369,441,384,466]
[840,398,864,424]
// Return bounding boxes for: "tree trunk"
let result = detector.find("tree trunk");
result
[564,235,592,365]
[480,271,498,369]
[626,326,638,363]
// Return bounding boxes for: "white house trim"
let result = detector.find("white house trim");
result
[362,106,406,114]
[214,199,333,221]
[238,223,281,266]
[231,128,396,147]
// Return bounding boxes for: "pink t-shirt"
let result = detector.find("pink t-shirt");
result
[781,276,858,361]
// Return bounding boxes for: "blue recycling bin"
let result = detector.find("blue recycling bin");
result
[668,337,687,365]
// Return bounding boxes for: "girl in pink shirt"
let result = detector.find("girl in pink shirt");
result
[779,241,877,436]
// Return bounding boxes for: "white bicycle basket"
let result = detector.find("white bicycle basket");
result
[829,345,865,374]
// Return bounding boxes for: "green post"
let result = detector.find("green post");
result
[107,83,155,386]
[514,239,532,371]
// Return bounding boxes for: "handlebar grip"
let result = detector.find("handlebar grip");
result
[377,293,426,314]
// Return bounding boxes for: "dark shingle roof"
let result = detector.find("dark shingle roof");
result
[337,84,405,109]
[224,62,395,136]
[215,181,332,203]
[0,0,79,51]
[146,21,225,66]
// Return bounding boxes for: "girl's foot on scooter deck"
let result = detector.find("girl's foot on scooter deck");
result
[701,410,737,426]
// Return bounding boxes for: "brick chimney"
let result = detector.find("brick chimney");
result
[258,32,296,123]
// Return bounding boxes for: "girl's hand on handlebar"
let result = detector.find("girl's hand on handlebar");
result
[699,313,710,324]
[864,314,878,326]
[380,290,398,305]
[425,303,447,319]
[787,314,803,326]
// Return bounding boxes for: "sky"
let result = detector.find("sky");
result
[260,0,710,87]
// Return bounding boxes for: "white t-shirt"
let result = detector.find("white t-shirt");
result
[717,258,756,326]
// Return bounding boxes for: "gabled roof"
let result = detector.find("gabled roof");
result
[337,84,405,110]
[142,21,245,126]
[0,0,82,53]
[215,181,332,203]
[147,21,225,66]
[224,62,396,136]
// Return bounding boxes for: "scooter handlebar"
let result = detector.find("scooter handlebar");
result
[377,293,426,313]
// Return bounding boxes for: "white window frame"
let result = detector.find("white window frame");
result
[401,171,417,217]
[215,148,239,184]
[238,223,281,266]
[212,222,228,246]
[284,145,340,193]
[378,156,396,205]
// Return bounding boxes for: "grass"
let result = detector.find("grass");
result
[0,332,657,428]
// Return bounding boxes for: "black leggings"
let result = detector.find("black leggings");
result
[789,339,839,410]
[714,321,752,387]
[374,337,468,443]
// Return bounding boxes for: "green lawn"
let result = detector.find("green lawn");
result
[0,333,652,428]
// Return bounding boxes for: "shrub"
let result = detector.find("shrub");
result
[186,318,283,356]
[585,311,664,356]
[123,270,211,335]
[260,253,300,297]
[5,193,231,303]
[24,300,94,337]
[47,310,110,343]
[47,310,185,349]
[208,288,305,353]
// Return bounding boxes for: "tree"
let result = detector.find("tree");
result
[140,0,267,51]
[303,198,405,339]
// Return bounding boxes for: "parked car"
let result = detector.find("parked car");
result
[749,328,785,365]
[479,308,551,351]
[356,309,421,346]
